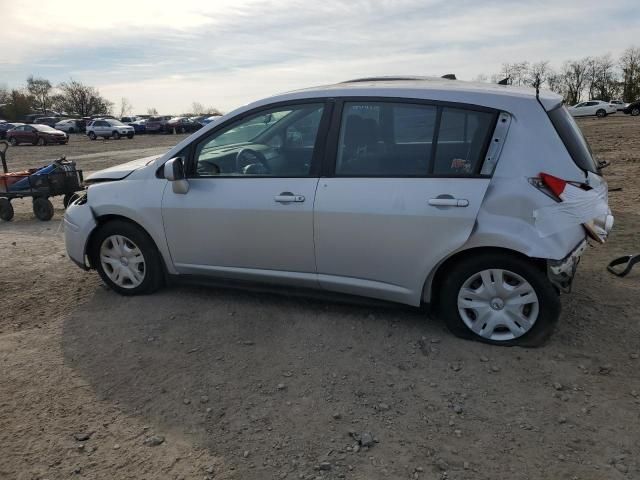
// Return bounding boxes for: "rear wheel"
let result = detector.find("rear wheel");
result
[596,109,607,118]
[0,198,14,221]
[88,131,97,140]
[113,131,121,140]
[91,220,163,295]
[437,253,560,347]
[33,197,54,221]
[632,107,640,116]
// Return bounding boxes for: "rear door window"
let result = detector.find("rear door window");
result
[334,101,495,177]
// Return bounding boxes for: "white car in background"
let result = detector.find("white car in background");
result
[609,100,629,112]
[54,119,82,133]
[568,100,616,118]
[86,119,135,140]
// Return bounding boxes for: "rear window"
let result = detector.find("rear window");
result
[548,105,598,173]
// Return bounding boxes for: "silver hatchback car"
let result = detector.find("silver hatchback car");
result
[64,77,613,346]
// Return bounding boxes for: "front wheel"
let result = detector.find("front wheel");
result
[9,137,18,146]
[91,220,163,295]
[112,131,121,140]
[596,109,607,118]
[631,107,640,116]
[37,136,46,146]
[437,253,560,347]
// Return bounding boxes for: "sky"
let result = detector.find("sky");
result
[1,0,639,114]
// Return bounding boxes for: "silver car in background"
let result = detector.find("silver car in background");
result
[64,77,613,346]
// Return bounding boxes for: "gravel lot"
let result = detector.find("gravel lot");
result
[1,118,639,480]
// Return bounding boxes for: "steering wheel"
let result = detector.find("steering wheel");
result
[235,147,270,175]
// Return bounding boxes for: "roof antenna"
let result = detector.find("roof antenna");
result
[441,74,456,80]
[497,76,510,85]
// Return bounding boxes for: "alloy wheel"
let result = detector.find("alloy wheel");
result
[457,268,539,341]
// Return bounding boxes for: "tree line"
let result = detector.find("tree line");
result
[0,77,114,121]
[476,46,640,105]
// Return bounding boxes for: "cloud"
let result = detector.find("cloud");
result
[1,0,639,113]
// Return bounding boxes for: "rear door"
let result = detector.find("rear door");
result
[314,100,498,305]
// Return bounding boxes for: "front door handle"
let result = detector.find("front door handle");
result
[428,198,469,207]
[274,192,305,203]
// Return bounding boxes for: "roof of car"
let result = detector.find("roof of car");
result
[259,76,563,112]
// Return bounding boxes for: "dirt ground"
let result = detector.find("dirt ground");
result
[1,118,639,480]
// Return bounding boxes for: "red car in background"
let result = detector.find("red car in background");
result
[6,124,69,146]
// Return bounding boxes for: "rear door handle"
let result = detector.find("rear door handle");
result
[274,192,305,203]
[428,198,469,207]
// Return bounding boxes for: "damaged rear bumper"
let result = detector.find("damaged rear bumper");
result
[547,239,588,293]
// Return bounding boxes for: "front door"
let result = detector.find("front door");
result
[162,101,329,286]
[314,100,497,305]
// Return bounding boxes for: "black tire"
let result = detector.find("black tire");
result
[63,193,76,208]
[631,107,640,116]
[33,197,54,221]
[596,109,606,118]
[127,132,134,139]
[37,136,46,146]
[113,131,121,140]
[9,137,17,146]
[436,252,560,347]
[91,220,164,295]
[0,198,14,221]
[88,131,97,140]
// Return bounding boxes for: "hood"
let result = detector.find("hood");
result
[85,154,160,182]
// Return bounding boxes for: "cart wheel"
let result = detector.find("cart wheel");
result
[0,198,14,221]
[63,193,76,208]
[33,197,54,221]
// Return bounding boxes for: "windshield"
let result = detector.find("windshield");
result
[548,105,599,174]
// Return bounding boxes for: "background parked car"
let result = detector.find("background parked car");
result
[34,116,62,128]
[164,117,202,134]
[609,100,629,111]
[7,124,68,145]
[129,119,147,133]
[200,114,223,126]
[120,116,139,123]
[86,119,135,140]
[54,119,84,133]
[568,100,617,117]
[145,115,172,133]
[0,122,24,139]
[623,100,640,116]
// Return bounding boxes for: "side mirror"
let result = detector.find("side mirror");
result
[164,157,189,194]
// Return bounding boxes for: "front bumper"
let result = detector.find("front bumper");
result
[547,239,588,293]
[63,198,97,270]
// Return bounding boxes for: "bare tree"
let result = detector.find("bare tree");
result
[560,58,589,105]
[526,61,550,90]
[147,107,159,116]
[56,79,113,117]
[620,46,640,102]
[119,97,133,118]
[26,75,53,114]
[191,101,223,116]
[498,62,529,86]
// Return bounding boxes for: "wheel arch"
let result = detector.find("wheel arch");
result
[423,246,547,306]
[86,214,169,280]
